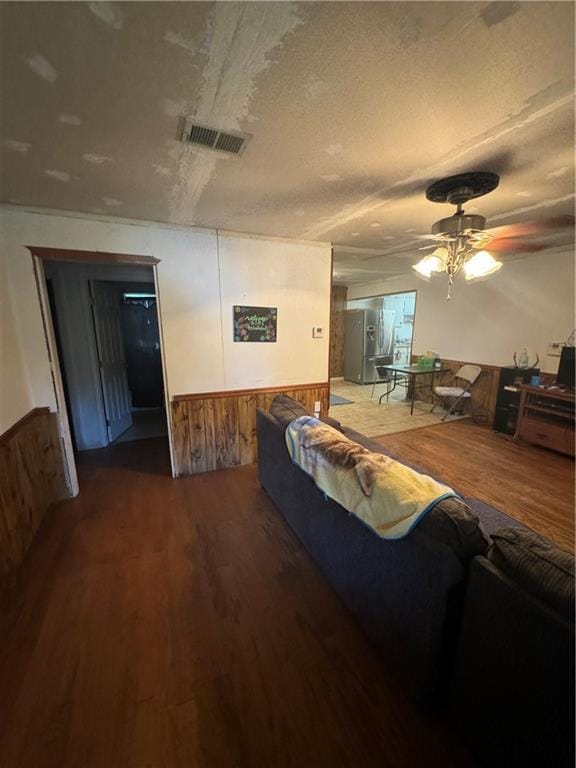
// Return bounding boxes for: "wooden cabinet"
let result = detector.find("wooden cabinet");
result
[516,385,575,457]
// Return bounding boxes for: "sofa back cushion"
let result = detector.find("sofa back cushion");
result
[269,394,342,431]
[489,527,575,620]
[419,497,490,563]
[269,394,310,428]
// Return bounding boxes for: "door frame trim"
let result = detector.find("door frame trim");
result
[32,256,79,496]
[30,249,176,488]
[28,246,160,266]
[153,264,176,474]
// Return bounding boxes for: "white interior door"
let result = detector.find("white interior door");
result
[90,280,132,442]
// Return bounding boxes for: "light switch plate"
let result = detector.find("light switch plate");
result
[548,341,564,357]
[312,326,324,338]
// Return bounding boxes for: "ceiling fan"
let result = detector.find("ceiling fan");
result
[412,171,574,299]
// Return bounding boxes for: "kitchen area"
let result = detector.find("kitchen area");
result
[329,289,441,436]
[344,291,416,383]
[329,289,458,436]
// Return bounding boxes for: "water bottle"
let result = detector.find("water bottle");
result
[518,348,529,368]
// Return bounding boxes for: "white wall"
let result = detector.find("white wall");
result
[1,242,57,432]
[0,253,34,432]
[218,234,331,389]
[347,250,575,373]
[0,207,331,432]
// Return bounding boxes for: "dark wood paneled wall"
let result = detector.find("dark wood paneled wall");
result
[329,285,347,378]
[411,359,501,423]
[0,408,68,593]
[171,383,330,477]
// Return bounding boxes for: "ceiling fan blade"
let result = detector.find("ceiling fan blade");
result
[488,238,548,254]
[485,215,575,240]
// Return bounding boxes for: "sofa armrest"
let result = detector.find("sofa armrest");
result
[450,555,575,767]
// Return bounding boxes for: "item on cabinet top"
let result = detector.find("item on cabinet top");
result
[513,348,539,369]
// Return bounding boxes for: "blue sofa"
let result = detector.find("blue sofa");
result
[256,399,574,766]
[450,534,574,767]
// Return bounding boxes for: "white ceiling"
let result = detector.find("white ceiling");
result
[1,1,574,284]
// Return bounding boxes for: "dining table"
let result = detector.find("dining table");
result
[374,363,450,415]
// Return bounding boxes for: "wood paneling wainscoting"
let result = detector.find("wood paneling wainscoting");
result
[171,383,329,476]
[329,285,347,378]
[0,408,68,594]
[411,359,501,423]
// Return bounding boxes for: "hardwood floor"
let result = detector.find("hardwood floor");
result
[0,438,471,768]
[377,420,575,553]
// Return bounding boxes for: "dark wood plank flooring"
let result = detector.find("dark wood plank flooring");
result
[0,438,471,768]
[377,420,575,552]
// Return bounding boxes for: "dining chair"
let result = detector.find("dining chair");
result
[431,364,482,421]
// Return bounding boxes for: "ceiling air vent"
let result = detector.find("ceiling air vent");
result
[178,118,251,156]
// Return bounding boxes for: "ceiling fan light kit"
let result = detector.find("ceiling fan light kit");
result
[463,250,503,280]
[411,251,445,279]
[412,171,503,299]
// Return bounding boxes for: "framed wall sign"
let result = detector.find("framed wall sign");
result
[233,305,277,342]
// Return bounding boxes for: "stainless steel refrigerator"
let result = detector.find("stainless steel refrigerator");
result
[343,309,396,384]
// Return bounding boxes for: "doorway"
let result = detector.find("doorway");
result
[43,261,168,456]
[330,290,418,430]
[344,290,417,382]
[114,285,166,444]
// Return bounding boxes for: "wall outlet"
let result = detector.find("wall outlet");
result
[314,401,321,412]
[312,326,324,338]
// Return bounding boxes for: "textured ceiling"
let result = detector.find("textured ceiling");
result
[1,1,574,284]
